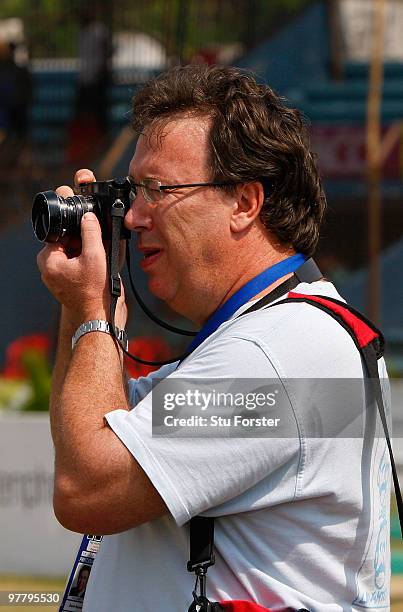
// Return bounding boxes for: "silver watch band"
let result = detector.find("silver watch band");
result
[71,319,128,351]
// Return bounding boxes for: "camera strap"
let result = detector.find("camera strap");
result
[185,254,305,354]
[186,264,321,612]
[187,288,402,611]
[109,207,199,365]
[107,214,309,366]
[109,198,126,309]
[187,258,401,608]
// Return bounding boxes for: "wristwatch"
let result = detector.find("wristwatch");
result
[71,319,128,351]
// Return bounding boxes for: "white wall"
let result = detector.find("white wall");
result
[0,414,81,577]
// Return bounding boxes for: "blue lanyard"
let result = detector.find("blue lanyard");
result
[188,252,305,353]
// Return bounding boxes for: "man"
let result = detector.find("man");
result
[37,66,391,611]
[0,41,32,165]
[69,564,91,599]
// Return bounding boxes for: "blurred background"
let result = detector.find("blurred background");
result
[0,0,402,608]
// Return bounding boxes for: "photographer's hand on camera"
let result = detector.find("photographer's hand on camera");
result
[37,169,127,328]
[34,169,152,536]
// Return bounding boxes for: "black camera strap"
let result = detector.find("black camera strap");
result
[187,267,402,611]
[186,272,315,612]
[109,199,125,301]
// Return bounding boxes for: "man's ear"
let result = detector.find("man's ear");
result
[230,181,265,233]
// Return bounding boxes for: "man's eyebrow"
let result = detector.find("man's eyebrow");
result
[128,174,172,184]
[128,174,140,183]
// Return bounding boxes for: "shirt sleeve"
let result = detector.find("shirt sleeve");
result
[106,334,301,526]
[127,362,179,407]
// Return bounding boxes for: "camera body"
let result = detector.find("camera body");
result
[32,178,132,243]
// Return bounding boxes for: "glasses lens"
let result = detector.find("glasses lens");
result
[142,179,162,203]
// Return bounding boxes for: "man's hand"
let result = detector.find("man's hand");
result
[37,169,127,327]
[37,170,169,534]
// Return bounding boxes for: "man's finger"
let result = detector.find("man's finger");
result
[37,243,69,276]
[56,185,74,198]
[80,212,103,256]
[75,169,96,187]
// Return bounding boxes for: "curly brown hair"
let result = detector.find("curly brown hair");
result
[131,65,325,257]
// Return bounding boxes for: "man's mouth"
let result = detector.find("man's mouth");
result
[139,247,163,269]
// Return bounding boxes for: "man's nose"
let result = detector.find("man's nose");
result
[124,198,153,232]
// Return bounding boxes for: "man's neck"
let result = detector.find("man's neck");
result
[195,250,296,327]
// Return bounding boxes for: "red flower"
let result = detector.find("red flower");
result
[3,334,50,379]
[124,337,171,379]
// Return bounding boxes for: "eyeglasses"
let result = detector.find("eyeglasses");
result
[128,177,236,203]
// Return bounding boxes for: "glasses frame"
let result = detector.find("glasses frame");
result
[128,177,237,203]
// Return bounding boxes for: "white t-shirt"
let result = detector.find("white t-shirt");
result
[83,281,391,611]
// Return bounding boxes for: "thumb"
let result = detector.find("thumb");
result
[80,212,103,256]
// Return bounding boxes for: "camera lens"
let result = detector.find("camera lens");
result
[33,201,50,241]
[32,191,60,242]
[32,191,95,243]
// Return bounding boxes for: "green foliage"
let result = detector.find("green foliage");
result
[0,0,27,16]
[0,378,27,409]
[20,349,51,412]
[0,0,315,59]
